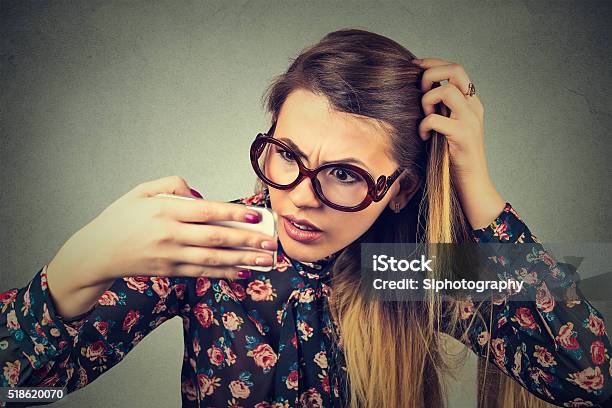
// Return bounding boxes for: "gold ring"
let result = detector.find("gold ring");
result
[465,82,476,97]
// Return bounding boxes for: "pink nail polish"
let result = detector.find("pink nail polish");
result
[189,188,203,198]
[237,269,251,279]
[245,213,261,223]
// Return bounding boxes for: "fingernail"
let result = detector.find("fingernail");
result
[189,188,203,198]
[245,212,261,223]
[237,269,251,279]
[261,240,277,250]
[255,256,272,266]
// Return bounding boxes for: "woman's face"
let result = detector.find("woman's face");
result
[267,88,414,262]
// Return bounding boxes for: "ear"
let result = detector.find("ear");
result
[388,172,421,212]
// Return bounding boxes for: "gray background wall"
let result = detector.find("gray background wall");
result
[1,1,611,406]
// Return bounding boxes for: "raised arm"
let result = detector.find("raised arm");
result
[1,181,275,406]
[452,202,612,407]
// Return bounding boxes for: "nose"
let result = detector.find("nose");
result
[288,176,322,209]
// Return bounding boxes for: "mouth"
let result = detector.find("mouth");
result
[282,216,324,243]
[283,215,322,232]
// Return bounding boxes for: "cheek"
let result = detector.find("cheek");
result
[268,189,285,211]
[330,210,379,239]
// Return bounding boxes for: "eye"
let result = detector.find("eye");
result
[330,167,360,184]
[277,149,296,162]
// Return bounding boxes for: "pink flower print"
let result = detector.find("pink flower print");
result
[590,340,607,365]
[567,366,605,393]
[229,379,251,399]
[285,370,298,390]
[208,345,225,367]
[586,313,606,337]
[222,311,244,331]
[122,310,141,333]
[151,276,171,298]
[197,373,221,397]
[246,279,276,301]
[299,388,323,408]
[248,343,278,372]
[556,322,580,350]
[194,303,216,328]
[98,290,119,306]
[492,219,510,241]
[3,359,20,386]
[229,282,247,301]
[533,345,557,368]
[124,276,149,293]
[512,307,539,331]
[275,252,292,272]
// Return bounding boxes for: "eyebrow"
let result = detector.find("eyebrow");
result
[276,137,372,172]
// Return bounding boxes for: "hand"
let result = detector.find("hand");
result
[412,57,506,229]
[48,175,278,288]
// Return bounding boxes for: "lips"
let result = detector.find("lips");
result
[282,216,324,243]
[283,214,322,231]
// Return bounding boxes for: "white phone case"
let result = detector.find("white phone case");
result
[155,193,278,272]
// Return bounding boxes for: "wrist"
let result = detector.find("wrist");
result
[454,175,506,230]
[55,229,117,288]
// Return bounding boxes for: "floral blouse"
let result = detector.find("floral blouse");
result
[1,189,611,407]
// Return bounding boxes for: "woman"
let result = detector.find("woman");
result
[1,29,610,408]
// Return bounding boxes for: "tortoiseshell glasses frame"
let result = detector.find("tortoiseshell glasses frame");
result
[249,121,406,212]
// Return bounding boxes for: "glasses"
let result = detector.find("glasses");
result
[249,121,407,212]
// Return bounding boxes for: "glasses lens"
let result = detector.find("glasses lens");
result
[255,139,369,208]
[256,141,301,185]
[316,166,368,207]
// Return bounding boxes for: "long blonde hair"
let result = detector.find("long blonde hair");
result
[259,28,555,408]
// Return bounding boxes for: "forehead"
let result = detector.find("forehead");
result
[276,89,393,157]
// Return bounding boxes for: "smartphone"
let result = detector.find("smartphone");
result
[155,193,278,272]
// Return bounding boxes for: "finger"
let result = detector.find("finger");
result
[172,264,251,280]
[418,114,462,141]
[413,57,453,68]
[421,63,471,94]
[156,198,263,224]
[132,175,197,199]
[416,60,484,115]
[172,246,274,268]
[174,222,277,249]
[421,84,474,120]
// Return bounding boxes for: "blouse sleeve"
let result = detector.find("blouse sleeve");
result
[0,264,186,406]
[450,202,612,407]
